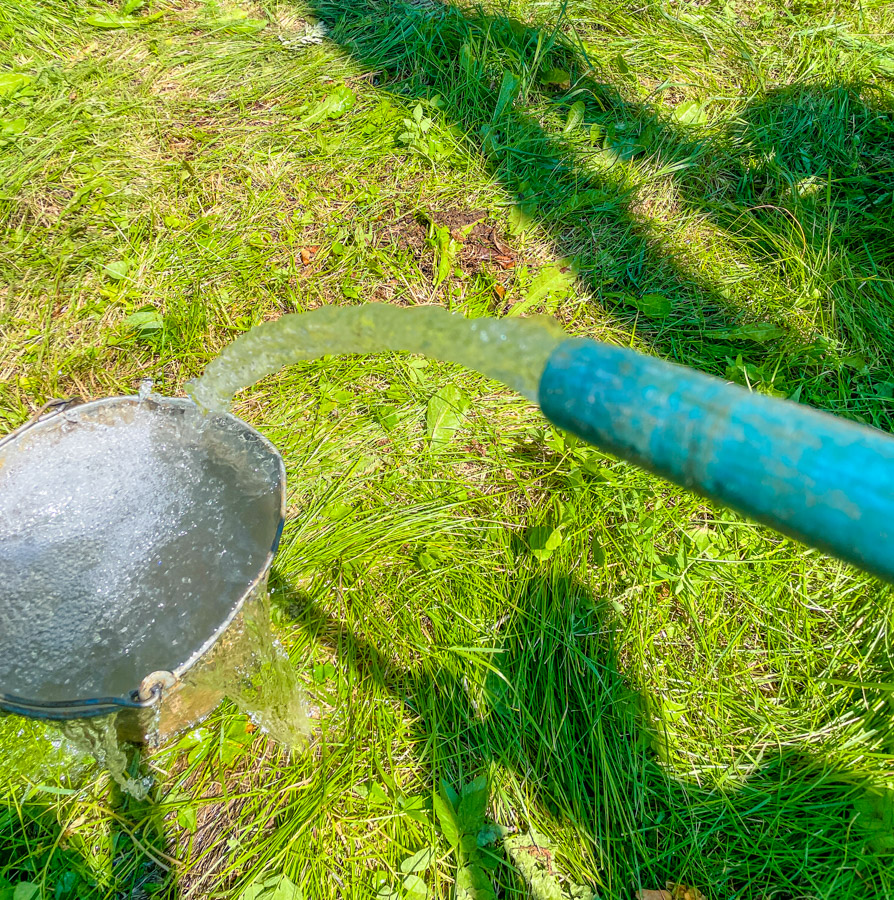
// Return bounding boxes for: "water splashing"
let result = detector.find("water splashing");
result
[0,401,281,702]
[188,304,566,412]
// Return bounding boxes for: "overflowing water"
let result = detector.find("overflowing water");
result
[189,303,565,412]
[0,398,281,702]
[192,593,311,748]
[60,716,151,799]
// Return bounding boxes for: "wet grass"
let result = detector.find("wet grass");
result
[2,0,894,898]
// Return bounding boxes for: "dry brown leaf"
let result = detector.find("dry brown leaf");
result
[495,255,516,270]
[299,245,319,265]
[636,890,672,900]
[490,228,513,255]
[494,284,506,300]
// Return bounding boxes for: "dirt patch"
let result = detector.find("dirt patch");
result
[378,207,518,280]
[380,213,428,259]
[435,207,518,272]
[456,220,517,272]
[436,207,489,233]
[167,740,300,898]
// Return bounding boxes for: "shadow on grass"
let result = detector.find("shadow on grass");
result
[273,566,893,897]
[265,14,894,893]
[305,0,894,426]
[678,83,894,360]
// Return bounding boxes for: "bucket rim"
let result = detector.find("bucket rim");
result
[0,394,286,720]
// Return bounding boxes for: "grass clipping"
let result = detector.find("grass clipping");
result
[504,833,596,900]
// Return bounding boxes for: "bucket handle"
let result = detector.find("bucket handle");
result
[0,669,179,720]
[0,687,162,721]
[0,396,83,451]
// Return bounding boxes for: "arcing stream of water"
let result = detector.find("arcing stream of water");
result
[185,305,564,748]
[188,303,566,412]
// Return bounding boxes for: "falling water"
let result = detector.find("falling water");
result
[205,595,311,747]
[188,303,566,412]
[59,716,151,799]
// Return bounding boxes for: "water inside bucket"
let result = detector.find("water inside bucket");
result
[0,398,282,704]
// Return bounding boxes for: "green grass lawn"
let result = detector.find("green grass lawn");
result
[2,0,894,897]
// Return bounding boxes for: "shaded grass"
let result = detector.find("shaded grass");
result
[1,0,894,898]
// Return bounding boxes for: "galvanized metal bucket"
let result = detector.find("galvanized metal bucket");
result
[0,395,286,745]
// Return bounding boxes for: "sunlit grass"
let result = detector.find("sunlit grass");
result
[2,0,894,897]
